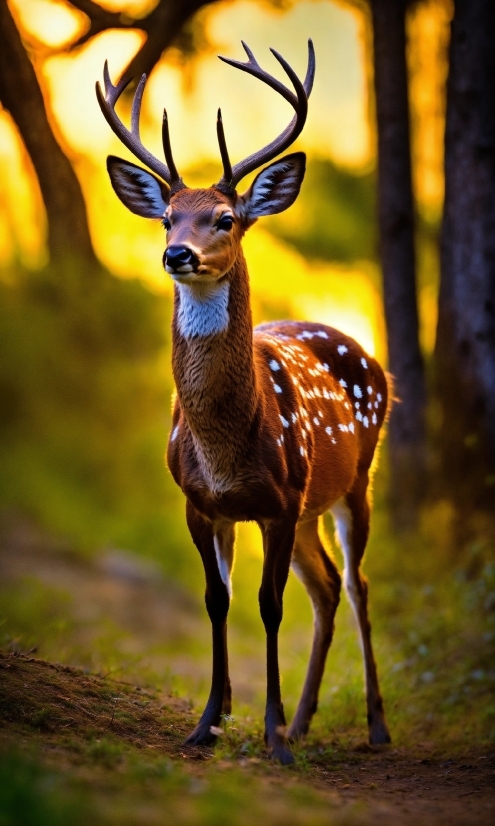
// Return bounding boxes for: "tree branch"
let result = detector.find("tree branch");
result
[67,0,219,84]
[67,0,137,48]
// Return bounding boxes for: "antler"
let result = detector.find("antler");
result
[95,61,185,190]
[216,39,315,190]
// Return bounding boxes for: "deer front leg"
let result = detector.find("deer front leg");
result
[184,501,234,746]
[259,518,297,765]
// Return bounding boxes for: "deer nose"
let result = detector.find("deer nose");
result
[164,245,199,272]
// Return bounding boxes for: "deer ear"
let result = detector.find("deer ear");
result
[239,152,306,218]
[107,156,170,218]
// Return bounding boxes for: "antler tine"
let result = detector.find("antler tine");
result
[218,43,297,108]
[303,38,316,97]
[96,62,185,188]
[102,60,129,102]
[130,72,146,138]
[216,109,233,185]
[162,109,182,190]
[216,40,314,190]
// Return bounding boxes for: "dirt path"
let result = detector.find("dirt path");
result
[0,652,493,825]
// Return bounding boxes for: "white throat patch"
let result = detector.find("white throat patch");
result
[176,280,230,339]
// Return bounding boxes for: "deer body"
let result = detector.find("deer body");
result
[97,42,391,764]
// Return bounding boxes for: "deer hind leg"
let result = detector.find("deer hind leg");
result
[331,475,391,745]
[287,517,341,741]
[184,500,234,747]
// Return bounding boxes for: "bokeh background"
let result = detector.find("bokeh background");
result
[0,0,493,805]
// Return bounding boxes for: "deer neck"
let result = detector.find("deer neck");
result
[171,251,258,492]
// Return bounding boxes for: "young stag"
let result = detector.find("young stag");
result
[96,41,391,764]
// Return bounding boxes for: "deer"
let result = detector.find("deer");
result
[96,40,391,765]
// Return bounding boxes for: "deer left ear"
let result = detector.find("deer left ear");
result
[239,152,306,219]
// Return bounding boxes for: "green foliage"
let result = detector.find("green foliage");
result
[0,750,91,826]
[269,158,377,266]
[0,263,188,566]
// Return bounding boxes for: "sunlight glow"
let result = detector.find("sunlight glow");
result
[408,1,451,219]
[0,113,45,269]
[11,0,87,48]
[244,229,385,363]
[43,30,146,154]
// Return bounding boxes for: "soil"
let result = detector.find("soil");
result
[0,651,493,825]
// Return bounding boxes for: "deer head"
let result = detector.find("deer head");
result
[96,41,315,285]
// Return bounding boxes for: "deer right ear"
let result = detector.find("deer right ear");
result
[239,152,306,219]
[107,156,170,218]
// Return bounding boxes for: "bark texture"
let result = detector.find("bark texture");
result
[0,0,97,268]
[436,0,495,517]
[370,0,426,526]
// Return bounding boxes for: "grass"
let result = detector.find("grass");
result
[0,653,365,826]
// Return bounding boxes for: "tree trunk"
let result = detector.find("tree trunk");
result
[0,0,98,269]
[370,0,427,528]
[436,0,495,525]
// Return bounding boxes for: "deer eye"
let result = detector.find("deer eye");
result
[216,215,234,232]
[162,217,171,231]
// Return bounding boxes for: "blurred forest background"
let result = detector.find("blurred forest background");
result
[0,0,494,820]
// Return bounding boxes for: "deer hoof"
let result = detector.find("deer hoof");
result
[369,720,391,745]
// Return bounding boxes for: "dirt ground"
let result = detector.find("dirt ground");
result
[0,651,493,826]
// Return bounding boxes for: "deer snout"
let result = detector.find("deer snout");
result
[164,245,200,275]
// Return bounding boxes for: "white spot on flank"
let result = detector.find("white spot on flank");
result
[323,363,329,372]
[170,425,179,441]
[353,385,363,398]
[338,423,348,432]
[176,281,230,339]
[291,412,298,423]
[377,393,382,403]
[356,410,363,421]
[300,446,305,456]
[339,379,347,388]
[361,357,368,368]
[349,422,355,433]
[280,415,289,428]
[355,402,360,409]
[316,330,328,338]
[270,359,280,371]
[363,416,369,428]
[313,417,320,425]
[372,412,377,425]
[274,384,282,394]
[367,385,373,394]
[325,426,332,435]
[337,344,348,355]
[375,401,379,408]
